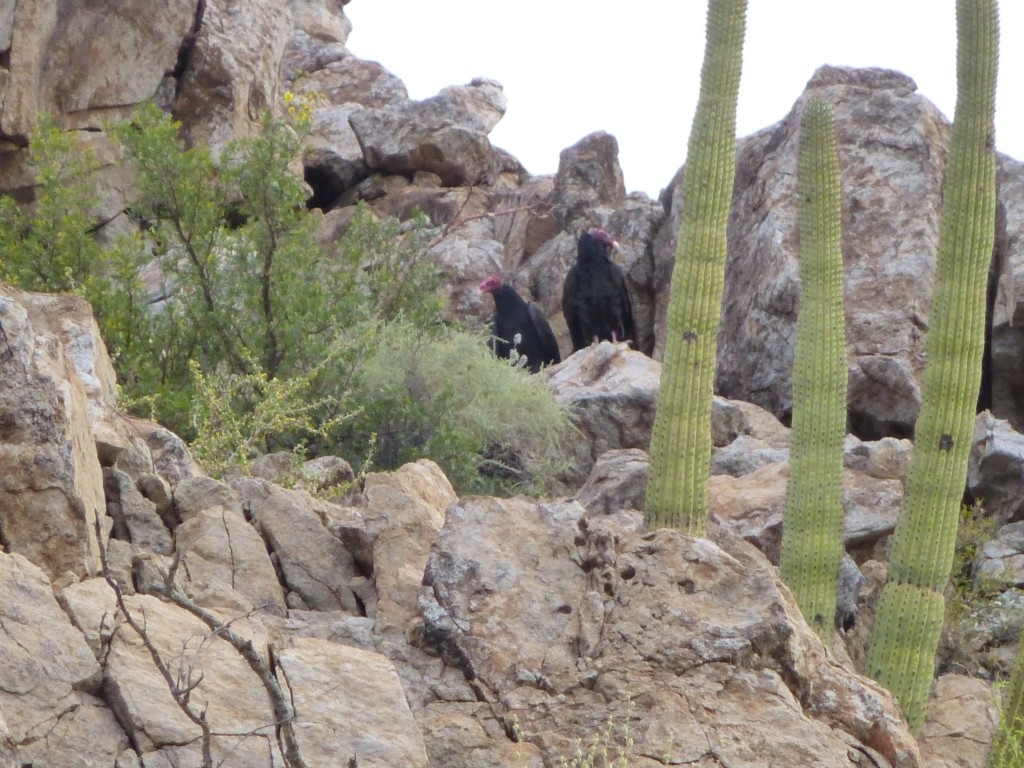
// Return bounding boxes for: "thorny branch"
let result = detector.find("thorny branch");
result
[93,515,310,768]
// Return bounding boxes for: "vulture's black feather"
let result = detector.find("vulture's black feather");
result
[480,275,561,373]
[562,228,636,352]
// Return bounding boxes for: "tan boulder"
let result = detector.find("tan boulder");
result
[104,594,281,766]
[0,553,104,749]
[0,0,193,137]
[419,497,918,766]
[278,638,429,768]
[233,478,363,612]
[362,460,456,636]
[918,675,999,768]
[174,505,288,616]
[0,288,106,580]
[174,0,292,149]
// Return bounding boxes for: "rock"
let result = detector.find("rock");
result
[576,448,649,516]
[174,0,292,149]
[136,473,173,522]
[656,66,948,437]
[0,553,103,747]
[709,457,904,562]
[301,454,355,490]
[969,410,1024,523]
[551,131,626,229]
[0,0,194,137]
[104,594,282,766]
[277,638,429,768]
[415,704,544,768]
[918,675,999,768]
[418,498,918,767]
[974,521,1024,587]
[17,695,130,768]
[173,475,243,523]
[362,460,456,636]
[279,0,352,82]
[174,504,288,616]
[547,342,660,485]
[121,415,199,487]
[991,156,1024,430]
[0,288,105,580]
[57,577,120,659]
[233,478,362,613]
[104,467,173,555]
[348,78,506,186]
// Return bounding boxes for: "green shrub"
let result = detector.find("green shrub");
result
[1,104,570,495]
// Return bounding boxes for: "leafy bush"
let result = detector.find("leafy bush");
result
[1,104,571,495]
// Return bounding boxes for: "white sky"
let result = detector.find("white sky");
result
[345,1,1023,198]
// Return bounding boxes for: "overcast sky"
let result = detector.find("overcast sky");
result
[345,1,1022,198]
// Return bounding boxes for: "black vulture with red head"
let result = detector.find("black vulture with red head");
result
[561,227,636,352]
[479,275,561,373]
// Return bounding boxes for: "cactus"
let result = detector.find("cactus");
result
[779,97,847,645]
[645,0,747,534]
[867,0,999,733]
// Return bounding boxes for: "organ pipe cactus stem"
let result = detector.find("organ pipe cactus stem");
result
[867,0,999,734]
[645,0,747,534]
[779,97,847,646]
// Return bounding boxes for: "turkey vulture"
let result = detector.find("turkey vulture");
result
[480,275,561,372]
[562,228,636,352]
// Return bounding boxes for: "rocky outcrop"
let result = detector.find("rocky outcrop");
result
[348,78,507,187]
[0,288,107,581]
[419,498,918,767]
[655,66,950,437]
[0,0,194,138]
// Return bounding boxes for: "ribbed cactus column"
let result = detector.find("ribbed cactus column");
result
[989,627,1024,766]
[645,0,747,534]
[867,0,999,733]
[780,97,847,645]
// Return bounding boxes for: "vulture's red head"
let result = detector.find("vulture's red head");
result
[479,274,504,294]
[578,228,619,262]
[587,228,616,249]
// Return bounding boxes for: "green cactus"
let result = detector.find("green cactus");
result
[779,97,848,646]
[867,0,999,733]
[645,0,747,534]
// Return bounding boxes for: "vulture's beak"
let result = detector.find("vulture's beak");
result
[611,239,626,266]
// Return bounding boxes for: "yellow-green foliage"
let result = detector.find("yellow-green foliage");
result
[342,320,572,495]
[868,0,999,733]
[645,0,748,534]
[2,104,570,495]
[990,665,1024,767]
[780,97,848,646]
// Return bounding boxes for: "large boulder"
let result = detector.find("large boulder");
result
[418,497,918,767]
[0,0,194,137]
[173,0,292,149]
[656,66,951,437]
[348,78,507,186]
[232,478,363,613]
[0,553,132,767]
[0,288,107,580]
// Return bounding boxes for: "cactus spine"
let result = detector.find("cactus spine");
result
[867,0,999,733]
[645,0,747,534]
[779,97,847,645]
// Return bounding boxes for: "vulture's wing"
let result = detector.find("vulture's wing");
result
[561,265,585,352]
[528,302,561,367]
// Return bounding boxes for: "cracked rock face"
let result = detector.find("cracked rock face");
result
[417,496,919,767]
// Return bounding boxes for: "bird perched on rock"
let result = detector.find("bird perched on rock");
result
[562,227,636,352]
[479,274,561,372]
